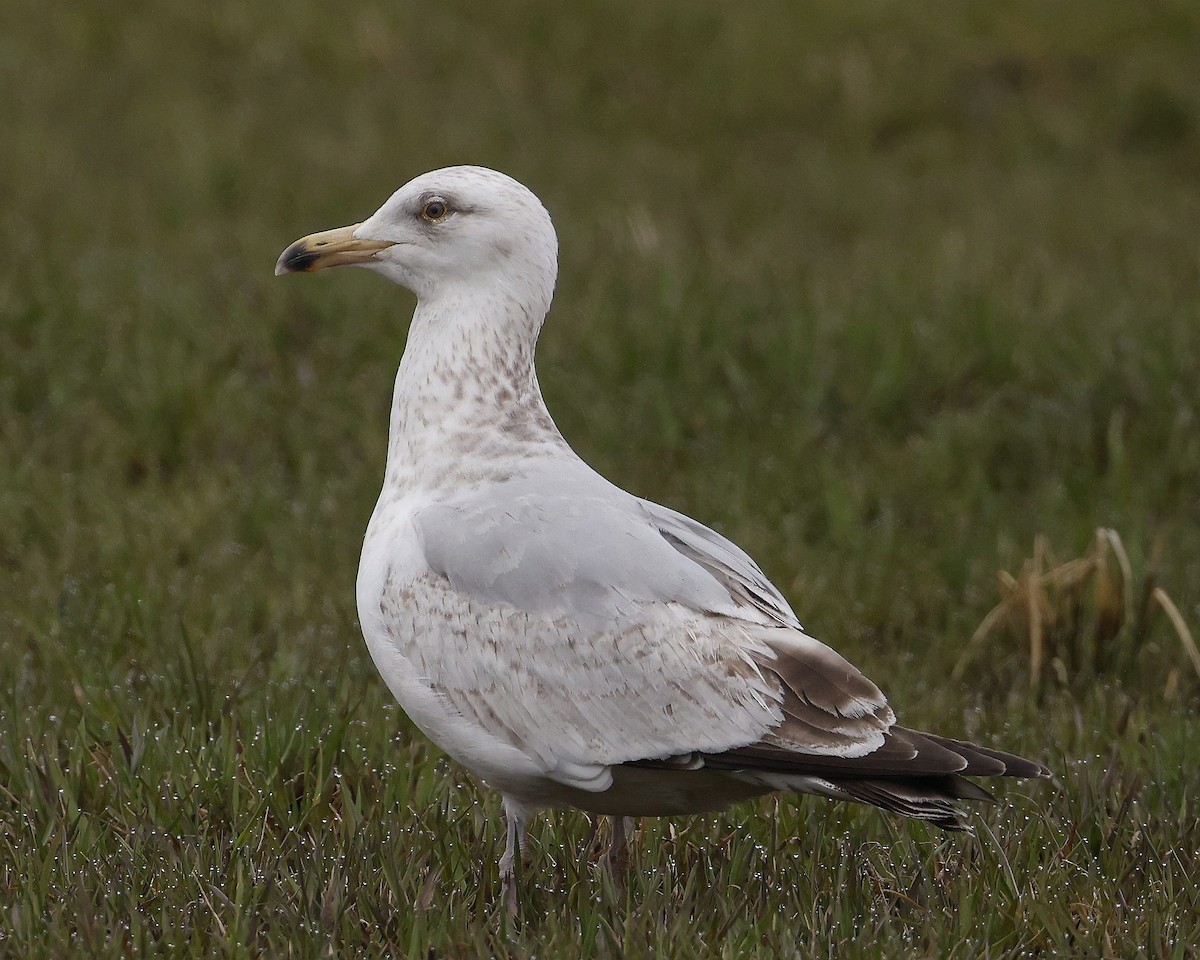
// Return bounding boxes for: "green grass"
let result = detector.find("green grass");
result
[2,0,1199,955]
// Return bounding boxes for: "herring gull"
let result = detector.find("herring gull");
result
[275,165,1048,912]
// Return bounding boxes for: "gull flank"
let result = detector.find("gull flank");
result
[275,165,1048,912]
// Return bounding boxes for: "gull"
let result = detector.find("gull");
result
[275,165,1048,912]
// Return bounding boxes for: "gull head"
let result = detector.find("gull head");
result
[275,166,559,313]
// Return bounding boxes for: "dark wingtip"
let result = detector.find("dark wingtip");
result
[995,753,1053,780]
[923,734,1051,780]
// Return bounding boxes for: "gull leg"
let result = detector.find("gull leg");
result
[499,797,530,918]
[601,815,634,878]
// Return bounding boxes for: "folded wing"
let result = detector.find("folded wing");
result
[406,467,1046,822]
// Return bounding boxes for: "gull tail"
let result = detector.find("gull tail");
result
[704,728,1050,831]
[799,773,995,831]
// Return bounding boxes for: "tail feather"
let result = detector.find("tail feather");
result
[831,776,988,831]
[694,726,1049,831]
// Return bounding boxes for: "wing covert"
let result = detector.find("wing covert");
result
[391,470,896,789]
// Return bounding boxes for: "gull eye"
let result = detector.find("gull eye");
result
[421,198,449,222]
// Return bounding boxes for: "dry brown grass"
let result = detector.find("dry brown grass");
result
[956,529,1200,698]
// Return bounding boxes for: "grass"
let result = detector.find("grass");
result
[2,0,1199,955]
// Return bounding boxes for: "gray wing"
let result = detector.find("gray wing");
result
[418,475,748,630]
[407,469,895,788]
[636,498,803,629]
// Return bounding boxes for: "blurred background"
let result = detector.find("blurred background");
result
[1,0,1198,953]
[4,0,1196,694]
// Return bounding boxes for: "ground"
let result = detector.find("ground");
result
[1,1,1198,956]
